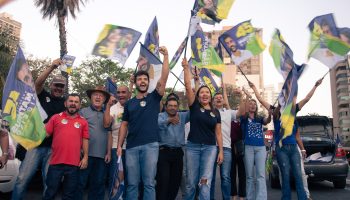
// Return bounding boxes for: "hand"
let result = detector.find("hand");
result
[301,150,307,159]
[268,108,273,116]
[315,78,323,87]
[51,58,63,69]
[248,81,255,88]
[159,46,168,56]
[181,58,188,69]
[168,113,180,125]
[107,95,116,107]
[117,146,123,157]
[217,150,224,165]
[0,155,8,169]
[105,153,111,164]
[79,156,88,169]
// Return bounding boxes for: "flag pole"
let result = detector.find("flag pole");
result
[321,70,330,79]
[171,70,183,92]
[237,65,250,82]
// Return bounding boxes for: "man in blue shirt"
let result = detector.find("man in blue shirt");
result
[156,96,189,200]
[117,46,169,200]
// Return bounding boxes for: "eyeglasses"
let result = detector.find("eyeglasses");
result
[54,83,65,88]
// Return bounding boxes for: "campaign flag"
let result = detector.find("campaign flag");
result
[308,14,350,68]
[109,156,125,200]
[92,24,142,65]
[169,37,188,70]
[198,68,220,96]
[193,0,235,24]
[137,43,163,92]
[105,77,118,97]
[278,64,305,146]
[190,21,225,76]
[144,17,160,58]
[269,29,295,80]
[338,27,350,46]
[219,20,266,66]
[1,47,47,150]
[59,55,76,74]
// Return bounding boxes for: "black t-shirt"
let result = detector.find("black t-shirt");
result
[187,98,221,145]
[38,90,65,147]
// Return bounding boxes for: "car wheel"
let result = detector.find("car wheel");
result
[269,173,280,189]
[333,179,346,189]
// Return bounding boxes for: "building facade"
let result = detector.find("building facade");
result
[330,56,350,146]
[0,12,22,52]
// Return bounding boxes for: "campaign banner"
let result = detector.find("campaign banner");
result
[193,0,235,24]
[144,16,160,58]
[1,47,47,150]
[219,20,265,66]
[169,37,188,70]
[59,55,76,74]
[92,24,141,65]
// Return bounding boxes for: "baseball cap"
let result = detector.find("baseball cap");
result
[51,75,66,85]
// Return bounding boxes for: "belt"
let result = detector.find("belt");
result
[159,145,182,151]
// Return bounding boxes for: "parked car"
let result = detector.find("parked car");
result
[269,116,349,189]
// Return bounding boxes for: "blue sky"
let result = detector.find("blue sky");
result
[2,0,350,117]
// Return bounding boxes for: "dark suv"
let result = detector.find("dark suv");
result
[269,116,349,189]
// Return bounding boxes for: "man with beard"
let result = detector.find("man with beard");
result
[104,84,131,190]
[12,58,66,200]
[43,93,89,200]
[76,86,112,200]
[222,34,253,65]
[156,96,189,200]
[117,46,169,200]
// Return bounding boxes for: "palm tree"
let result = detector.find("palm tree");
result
[34,0,88,92]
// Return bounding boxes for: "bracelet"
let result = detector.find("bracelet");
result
[301,150,306,152]
[2,152,8,156]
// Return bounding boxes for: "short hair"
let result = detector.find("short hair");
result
[213,92,223,98]
[134,70,150,83]
[166,92,179,101]
[165,97,179,106]
[65,93,81,102]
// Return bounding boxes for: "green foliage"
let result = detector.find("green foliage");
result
[70,57,134,106]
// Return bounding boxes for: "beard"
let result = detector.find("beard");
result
[136,84,149,93]
[66,106,79,115]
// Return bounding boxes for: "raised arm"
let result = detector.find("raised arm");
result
[248,81,270,110]
[103,96,116,128]
[298,78,323,110]
[35,58,62,94]
[263,108,272,125]
[182,58,195,106]
[222,80,230,110]
[156,46,169,96]
[194,71,200,93]
[236,95,249,118]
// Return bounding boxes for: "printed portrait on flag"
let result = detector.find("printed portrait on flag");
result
[92,24,141,65]
[2,48,47,150]
[308,14,350,68]
[193,0,235,24]
[219,20,265,66]
[144,17,160,57]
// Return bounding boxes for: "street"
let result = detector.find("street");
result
[1,168,349,200]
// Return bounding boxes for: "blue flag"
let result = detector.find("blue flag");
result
[198,68,219,96]
[137,43,163,92]
[144,17,160,58]
[1,47,47,150]
[105,77,117,97]
[169,37,188,70]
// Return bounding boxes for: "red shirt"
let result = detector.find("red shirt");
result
[45,112,89,166]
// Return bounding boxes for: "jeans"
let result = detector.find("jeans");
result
[276,144,307,200]
[231,145,246,197]
[77,156,107,200]
[156,146,183,200]
[125,142,159,200]
[298,147,310,198]
[12,147,51,200]
[185,142,217,200]
[244,145,267,200]
[43,164,79,200]
[210,147,232,200]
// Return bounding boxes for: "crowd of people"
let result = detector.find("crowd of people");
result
[0,49,324,200]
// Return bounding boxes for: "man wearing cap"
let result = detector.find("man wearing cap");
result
[117,46,169,200]
[76,86,112,200]
[12,58,66,200]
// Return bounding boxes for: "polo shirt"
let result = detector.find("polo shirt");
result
[110,102,126,149]
[217,108,237,148]
[38,90,65,147]
[122,90,162,149]
[45,112,89,166]
[80,106,109,158]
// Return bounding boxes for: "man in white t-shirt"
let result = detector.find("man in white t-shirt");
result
[210,87,237,200]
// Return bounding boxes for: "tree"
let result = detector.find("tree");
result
[34,0,89,92]
[70,57,134,106]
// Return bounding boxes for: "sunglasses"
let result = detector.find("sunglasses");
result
[54,83,65,88]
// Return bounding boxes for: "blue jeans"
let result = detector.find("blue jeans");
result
[276,144,307,200]
[185,142,217,200]
[125,142,159,200]
[12,147,51,200]
[43,164,79,200]
[244,145,267,200]
[76,156,107,200]
[210,147,232,200]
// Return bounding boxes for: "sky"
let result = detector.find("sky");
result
[1,0,350,117]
